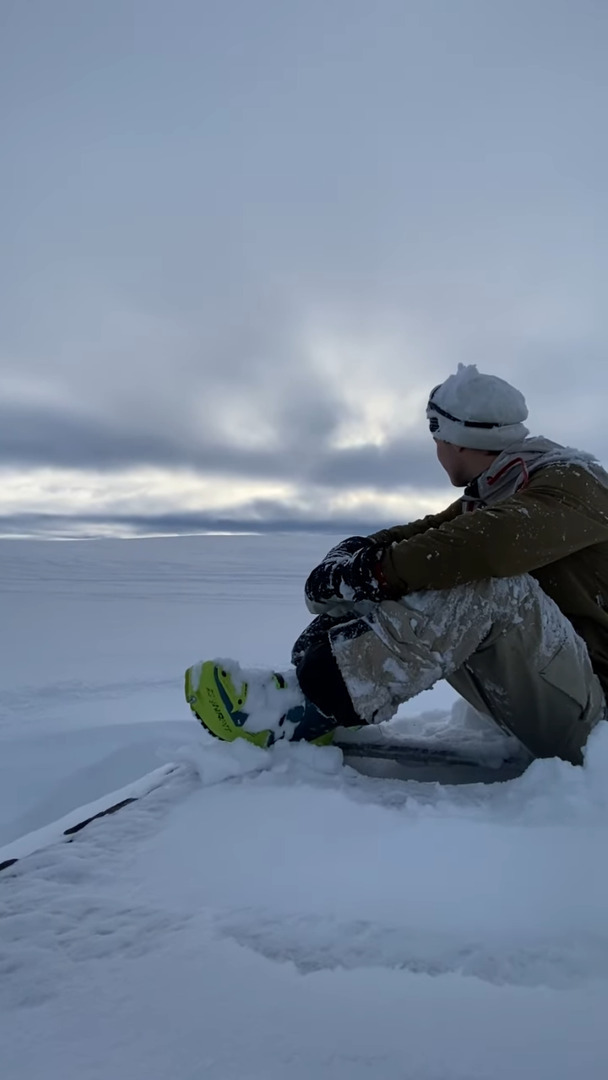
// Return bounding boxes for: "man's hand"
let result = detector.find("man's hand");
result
[304,536,388,607]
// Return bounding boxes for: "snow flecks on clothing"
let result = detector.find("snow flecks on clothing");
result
[330,573,595,730]
[465,436,608,510]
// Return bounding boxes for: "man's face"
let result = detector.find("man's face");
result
[435,439,470,486]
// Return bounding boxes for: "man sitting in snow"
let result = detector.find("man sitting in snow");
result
[290,364,608,764]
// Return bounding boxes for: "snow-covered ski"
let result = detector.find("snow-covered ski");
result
[0,762,185,874]
[335,735,529,784]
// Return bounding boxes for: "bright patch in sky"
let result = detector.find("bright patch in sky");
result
[0,465,452,537]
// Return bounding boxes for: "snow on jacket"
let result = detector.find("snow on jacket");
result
[370,437,608,696]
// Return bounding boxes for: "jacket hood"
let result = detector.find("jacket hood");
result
[464,437,606,509]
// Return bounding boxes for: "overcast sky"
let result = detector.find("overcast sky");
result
[1,0,606,537]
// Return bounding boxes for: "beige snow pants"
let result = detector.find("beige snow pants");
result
[326,575,605,764]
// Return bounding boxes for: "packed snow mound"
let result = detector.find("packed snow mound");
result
[176,714,608,829]
[4,720,608,1080]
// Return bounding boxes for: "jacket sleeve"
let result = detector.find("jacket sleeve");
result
[379,466,608,594]
[368,499,462,547]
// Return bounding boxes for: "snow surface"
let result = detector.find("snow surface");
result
[2,534,608,1079]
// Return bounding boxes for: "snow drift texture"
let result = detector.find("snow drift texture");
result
[1,534,608,1080]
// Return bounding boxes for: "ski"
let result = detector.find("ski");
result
[335,736,528,784]
[0,762,185,875]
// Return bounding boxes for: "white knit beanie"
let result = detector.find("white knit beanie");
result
[426,364,529,450]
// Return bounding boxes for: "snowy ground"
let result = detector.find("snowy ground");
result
[2,535,608,1079]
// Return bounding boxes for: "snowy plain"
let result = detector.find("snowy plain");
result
[2,534,608,1080]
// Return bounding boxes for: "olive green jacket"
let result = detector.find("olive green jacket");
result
[371,444,608,695]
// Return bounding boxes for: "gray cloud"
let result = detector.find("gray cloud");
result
[0,398,444,493]
[1,0,607,535]
[0,508,403,540]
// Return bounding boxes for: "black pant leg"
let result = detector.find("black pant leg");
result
[294,622,366,728]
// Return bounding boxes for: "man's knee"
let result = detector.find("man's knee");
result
[291,614,350,667]
[295,628,363,728]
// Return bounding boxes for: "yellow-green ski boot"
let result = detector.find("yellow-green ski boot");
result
[185,660,337,747]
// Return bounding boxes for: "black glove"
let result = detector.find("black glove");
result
[304,536,387,606]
